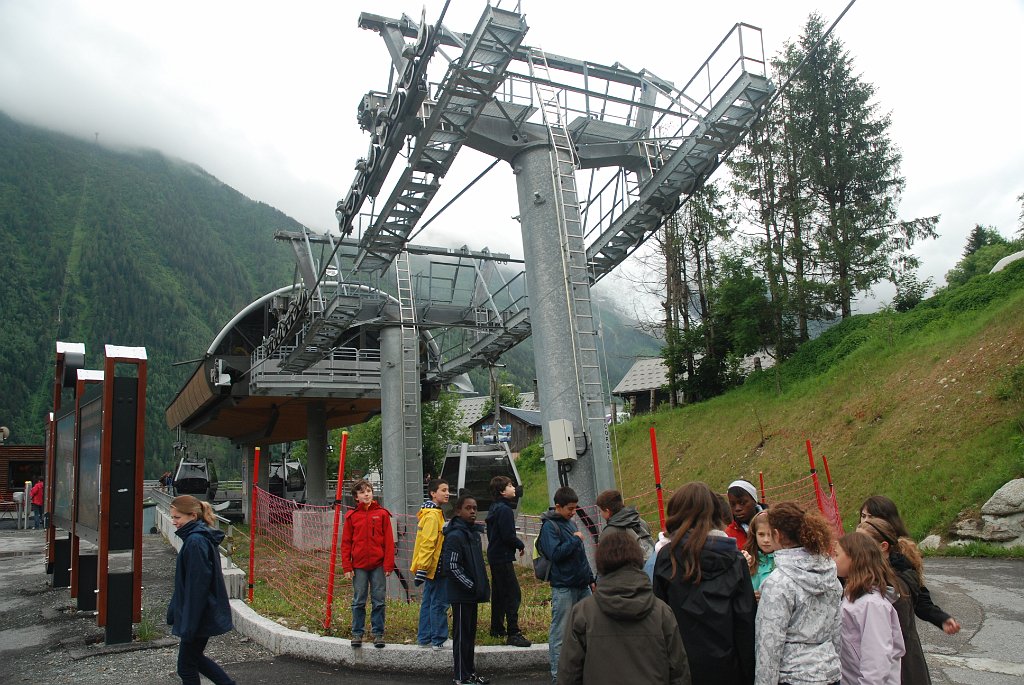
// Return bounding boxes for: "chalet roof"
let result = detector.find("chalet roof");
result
[457,392,537,429]
[612,357,667,394]
[612,354,776,395]
[469,404,542,429]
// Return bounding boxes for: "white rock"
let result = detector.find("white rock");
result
[981,479,1024,516]
[919,535,941,550]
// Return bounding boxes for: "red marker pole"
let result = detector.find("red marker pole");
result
[758,471,766,506]
[806,440,827,517]
[247,446,261,603]
[323,431,349,630]
[649,427,667,533]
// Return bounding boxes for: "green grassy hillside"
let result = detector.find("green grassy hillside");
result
[601,261,1024,539]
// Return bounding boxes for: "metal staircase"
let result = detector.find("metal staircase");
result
[585,69,773,283]
[354,6,528,275]
[395,250,424,513]
[528,47,607,444]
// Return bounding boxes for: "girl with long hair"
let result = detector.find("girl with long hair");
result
[858,517,932,684]
[833,532,905,685]
[754,501,842,685]
[166,495,235,685]
[653,482,755,685]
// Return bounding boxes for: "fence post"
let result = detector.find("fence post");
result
[649,427,667,533]
[247,446,260,603]
[805,440,828,517]
[758,471,766,506]
[821,453,843,531]
[323,431,349,630]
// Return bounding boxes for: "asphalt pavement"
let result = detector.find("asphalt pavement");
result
[1,522,1020,685]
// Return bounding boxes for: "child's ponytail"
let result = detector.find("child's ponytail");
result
[171,494,217,527]
[767,501,833,556]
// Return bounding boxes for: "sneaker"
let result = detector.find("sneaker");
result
[417,643,431,649]
[433,639,451,650]
[350,635,362,648]
[506,632,531,647]
[373,634,385,648]
[468,675,491,684]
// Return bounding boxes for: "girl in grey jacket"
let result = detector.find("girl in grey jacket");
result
[754,502,841,685]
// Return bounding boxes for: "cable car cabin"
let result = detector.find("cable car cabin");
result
[269,460,306,504]
[439,443,523,515]
[172,457,218,502]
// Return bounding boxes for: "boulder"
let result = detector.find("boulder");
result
[953,517,1017,542]
[981,478,1024,516]
[918,534,941,550]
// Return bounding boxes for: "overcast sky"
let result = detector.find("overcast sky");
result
[2,0,1022,314]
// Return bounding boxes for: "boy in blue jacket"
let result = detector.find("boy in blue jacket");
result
[485,475,530,647]
[538,486,595,683]
[443,494,491,685]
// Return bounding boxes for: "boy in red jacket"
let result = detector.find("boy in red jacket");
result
[341,479,395,648]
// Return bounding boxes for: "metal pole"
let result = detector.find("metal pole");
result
[649,427,666,533]
[323,431,349,630]
[247,446,260,603]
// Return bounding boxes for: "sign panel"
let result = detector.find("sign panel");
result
[52,409,76,529]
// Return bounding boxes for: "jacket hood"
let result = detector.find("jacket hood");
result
[443,516,483,536]
[176,519,225,546]
[418,501,443,522]
[773,547,837,596]
[593,565,654,620]
[357,499,384,513]
[541,509,572,523]
[606,506,643,529]
[665,531,741,582]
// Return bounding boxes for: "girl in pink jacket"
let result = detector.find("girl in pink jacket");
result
[833,532,905,685]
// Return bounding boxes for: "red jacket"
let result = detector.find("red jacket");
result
[724,520,747,551]
[341,500,395,573]
[30,481,44,506]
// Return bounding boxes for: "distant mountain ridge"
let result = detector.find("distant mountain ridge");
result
[0,111,298,466]
[0,112,661,474]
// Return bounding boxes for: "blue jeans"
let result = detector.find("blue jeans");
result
[417,576,449,646]
[549,585,591,680]
[32,504,43,529]
[351,567,386,637]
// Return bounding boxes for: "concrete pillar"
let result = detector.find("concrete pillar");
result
[379,326,405,517]
[306,401,328,506]
[513,144,615,511]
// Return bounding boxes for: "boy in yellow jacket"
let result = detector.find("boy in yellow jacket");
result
[412,478,450,649]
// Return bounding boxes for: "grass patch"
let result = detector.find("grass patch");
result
[248,564,555,643]
[136,610,160,642]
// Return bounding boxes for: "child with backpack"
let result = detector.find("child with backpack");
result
[340,479,395,648]
[596,489,656,563]
[833,532,905,685]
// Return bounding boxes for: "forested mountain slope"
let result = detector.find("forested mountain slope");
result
[0,112,297,464]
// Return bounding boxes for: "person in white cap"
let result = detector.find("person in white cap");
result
[725,480,762,550]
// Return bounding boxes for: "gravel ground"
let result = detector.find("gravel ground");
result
[0,527,271,685]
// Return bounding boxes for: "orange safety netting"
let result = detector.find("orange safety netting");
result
[250,486,425,631]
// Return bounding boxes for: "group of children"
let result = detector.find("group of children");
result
[331,473,958,685]
[339,476,530,685]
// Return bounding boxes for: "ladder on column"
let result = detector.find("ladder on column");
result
[395,250,424,514]
[528,48,608,455]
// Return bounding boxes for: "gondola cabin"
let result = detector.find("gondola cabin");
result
[439,442,523,515]
[269,460,306,503]
[172,456,218,502]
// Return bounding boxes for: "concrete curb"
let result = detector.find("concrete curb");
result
[229,599,550,674]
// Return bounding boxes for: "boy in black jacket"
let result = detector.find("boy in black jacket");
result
[485,475,531,647]
[443,494,491,685]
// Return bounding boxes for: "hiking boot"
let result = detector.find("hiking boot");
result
[506,632,531,647]
[373,634,385,648]
[350,635,362,648]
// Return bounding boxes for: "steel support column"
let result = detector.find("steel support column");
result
[306,402,328,505]
[379,325,406,516]
[513,145,615,508]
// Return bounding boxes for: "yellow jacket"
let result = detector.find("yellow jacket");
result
[410,502,445,579]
